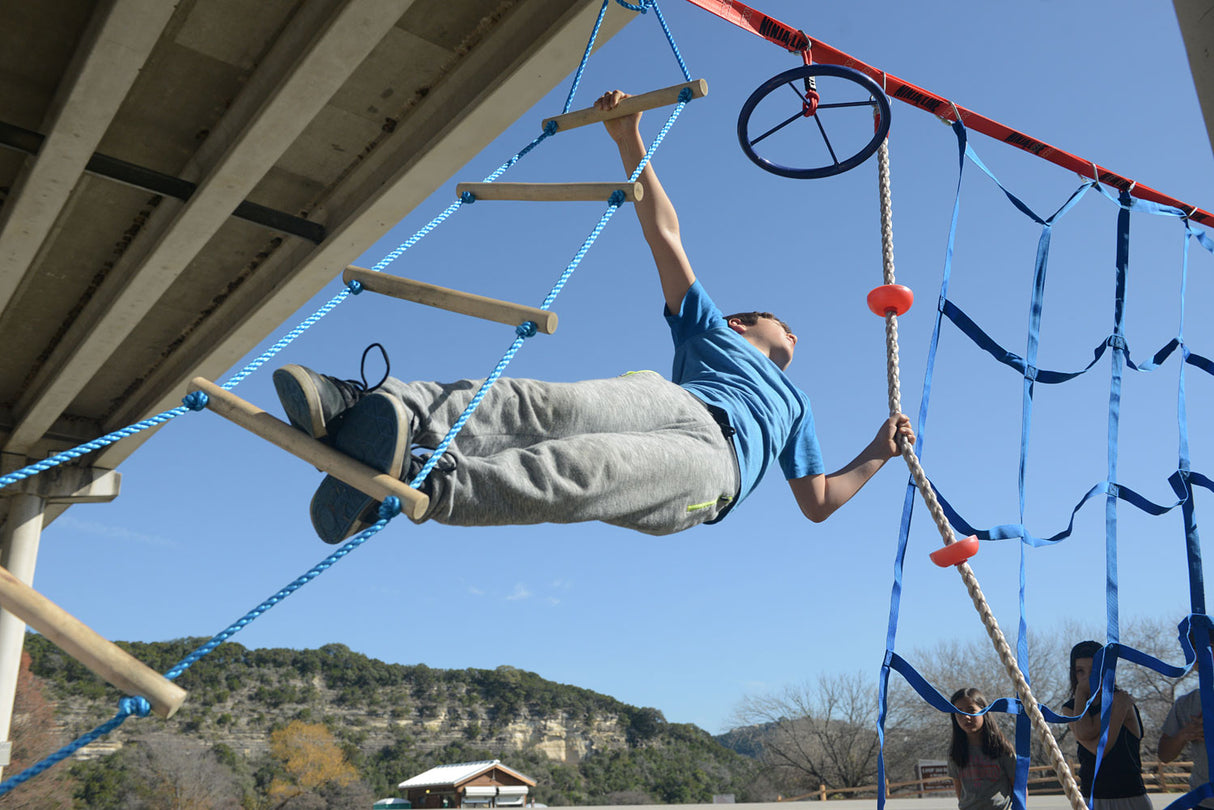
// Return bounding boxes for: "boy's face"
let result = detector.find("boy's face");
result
[729,316,797,370]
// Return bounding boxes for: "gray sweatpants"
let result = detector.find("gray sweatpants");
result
[377,371,739,535]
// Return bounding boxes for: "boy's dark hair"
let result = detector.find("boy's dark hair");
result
[724,311,793,335]
[949,686,1014,767]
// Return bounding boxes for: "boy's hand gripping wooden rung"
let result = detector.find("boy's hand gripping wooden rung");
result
[0,565,187,718]
[541,79,708,132]
[342,266,558,335]
[187,378,428,521]
[454,181,642,203]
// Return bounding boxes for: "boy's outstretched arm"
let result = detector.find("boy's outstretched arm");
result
[596,90,695,313]
[788,414,914,522]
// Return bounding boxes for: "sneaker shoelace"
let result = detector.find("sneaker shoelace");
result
[326,342,391,404]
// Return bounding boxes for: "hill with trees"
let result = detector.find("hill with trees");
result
[16,635,761,809]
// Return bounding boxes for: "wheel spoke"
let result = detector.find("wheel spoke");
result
[813,114,841,166]
[750,108,808,147]
[816,99,880,110]
[785,81,810,105]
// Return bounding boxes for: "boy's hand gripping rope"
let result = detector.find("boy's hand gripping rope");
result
[873,139,1088,810]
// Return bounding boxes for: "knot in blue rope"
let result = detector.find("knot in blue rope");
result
[678,87,692,103]
[118,696,151,718]
[614,0,649,11]
[1107,334,1128,352]
[460,191,477,204]
[544,120,558,136]
[182,391,209,411]
[515,321,538,339]
[378,496,402,520]
[346,279,363,295]
[608,189,626,207]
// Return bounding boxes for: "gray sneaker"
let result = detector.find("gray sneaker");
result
[273,365,369,439]
[273,343,390,439]
[309,392,411,544]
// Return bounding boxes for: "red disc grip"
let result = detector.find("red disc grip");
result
[867,284,914,316]
[929,535,979,567]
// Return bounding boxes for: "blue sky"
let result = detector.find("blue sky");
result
[36,1,1214,736]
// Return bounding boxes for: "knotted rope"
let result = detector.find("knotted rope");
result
[874,138,1087,810]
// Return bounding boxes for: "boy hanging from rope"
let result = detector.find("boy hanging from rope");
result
[273,90,914,543]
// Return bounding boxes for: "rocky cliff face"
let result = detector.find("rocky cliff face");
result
[36,642,632,765]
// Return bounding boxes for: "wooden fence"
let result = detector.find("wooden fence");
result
[777,761,1196,801]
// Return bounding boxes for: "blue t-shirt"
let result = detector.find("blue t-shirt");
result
[665,281,823,505]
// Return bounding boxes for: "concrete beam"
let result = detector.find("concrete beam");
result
[0,0,179,309]
[5,0,417,454]
[1174,0,1214,157]
[102,0,636,439]
[5,466,121,504]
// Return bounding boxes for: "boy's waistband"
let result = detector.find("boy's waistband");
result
[693,397,740,525]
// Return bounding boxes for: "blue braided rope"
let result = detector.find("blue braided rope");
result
[626,99,687,185]
[410,105,685,486]
[615,0,650,11]
[0,285,356,492]
[0,501,403,799]
[0,697,149,796]
[164,498,401,681]
[408,199,626,486]
[0,406,190,491]
[220,287,354,390]
[649,0,692,81]
[367,126,557,274]
[561,1,612,115]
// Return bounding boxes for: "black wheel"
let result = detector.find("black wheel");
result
[737,64,892,179]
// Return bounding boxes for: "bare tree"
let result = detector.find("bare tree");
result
[731,672,882,795]
[125,732,243,810]
[5,651,75,810]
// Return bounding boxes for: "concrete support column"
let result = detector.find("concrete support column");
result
[0,493,46,776]
[0,463,120,779]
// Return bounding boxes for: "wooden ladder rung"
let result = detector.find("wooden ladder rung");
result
[542,78,708,133]
[0,565,187,718]
[187,378,429,521]
[343,266,558,335]
[455,181,642,203]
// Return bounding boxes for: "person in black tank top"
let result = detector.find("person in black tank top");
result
[1064,640,1151,810]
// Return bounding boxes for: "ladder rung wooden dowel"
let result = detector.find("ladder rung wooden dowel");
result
[0,565,187,719]
[343,266,558,335]
[187,378,429,521]
[542,79,708,132]
[455,181,642,203]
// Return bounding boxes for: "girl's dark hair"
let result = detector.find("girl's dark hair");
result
[1069,640,1103,695]
[949,687,1014,767]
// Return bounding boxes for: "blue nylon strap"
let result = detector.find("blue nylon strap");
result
[876,120,969,810]
[940,302,1185,382]
[1189,348,1214,376]
[934,476,1189,546]
[876,126,1214,810]
[887,652,1022,716]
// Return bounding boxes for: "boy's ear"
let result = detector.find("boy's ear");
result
[726,317,746,335]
